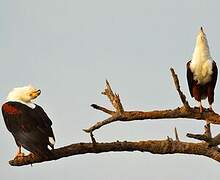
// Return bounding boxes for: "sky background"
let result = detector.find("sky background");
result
[1,0,220,179]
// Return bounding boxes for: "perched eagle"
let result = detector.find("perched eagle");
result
[2,85,55,159]
[187,27,218,112]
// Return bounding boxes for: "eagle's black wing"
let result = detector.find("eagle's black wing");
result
[186,60,195,97]
[2,102,55,158]
[211,60,218,89]
[34,104,55,148]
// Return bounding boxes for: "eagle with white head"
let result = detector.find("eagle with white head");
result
[2,85,55,159]
[187,27,218,112]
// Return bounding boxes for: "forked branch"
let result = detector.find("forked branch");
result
[84,68,220,133]
[102,80,124,114]
[187,123,220,147]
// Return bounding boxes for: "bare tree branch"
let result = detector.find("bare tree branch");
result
[187,125,220,147]
[90,132,97,144]
[170,68,191,110]
[90,104,114,115]
[9,140,220,166]
[84,106,220,133]
[174,127,180,141]
[186,122,220,149]
[102,80,124,113]
[187,133,211,142]
[84,69,220,133]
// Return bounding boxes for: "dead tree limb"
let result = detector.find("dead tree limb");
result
[187,123,220,147]
[84,107,220,133]
[84,68,220,133]
[9,140,220,166]
[170,68,190,110]
[174,127,180,141]
[186,133,220,147]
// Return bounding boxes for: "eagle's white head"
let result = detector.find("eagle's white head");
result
[7,85,41,108]
[190,27,213,85]
[192,27,212,62]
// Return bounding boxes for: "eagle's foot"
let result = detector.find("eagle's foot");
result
[28,152,35,158]
[199,106,204,113]
[209,105,214,112]
[14,152,25,159]
[209,108,213,112]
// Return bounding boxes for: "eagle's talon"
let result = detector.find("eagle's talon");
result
[28,152,35,158]
[14,152,25,159]
[199,106,204,113]
[209,108,214,112]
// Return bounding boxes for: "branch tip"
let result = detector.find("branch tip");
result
[83,128,90,133]
[204,122,212,139]
[186,133,211,142]
[174,127,180,141]
[170,67,191,110]
[90,132,97,144]
[91,104,98,109]
[90,104,114,115]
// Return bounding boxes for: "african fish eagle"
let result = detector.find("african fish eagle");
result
[187,27,218,112]
[2,85,55,159]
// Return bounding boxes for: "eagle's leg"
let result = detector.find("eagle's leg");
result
[207,87,214,112]
[199,101,204,113]
[14,146,25,159]
[27,152,35,158]
[209,104,213,112]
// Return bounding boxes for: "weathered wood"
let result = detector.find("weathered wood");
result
[170,68,191,110]
[84,107,220,133]
[85,68,220,133]
[9,140,220,166]
[174,127,180,141]
[102,80,124,113]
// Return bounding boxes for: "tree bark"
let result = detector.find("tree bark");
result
[9,140,220,166]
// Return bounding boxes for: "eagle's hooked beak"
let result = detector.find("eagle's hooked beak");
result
[200,26,203,32]
[30,89,41,99]
[200,27,205,35]
[198,26,206,40]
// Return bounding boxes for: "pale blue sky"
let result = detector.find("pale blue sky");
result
[1,0,220,179]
